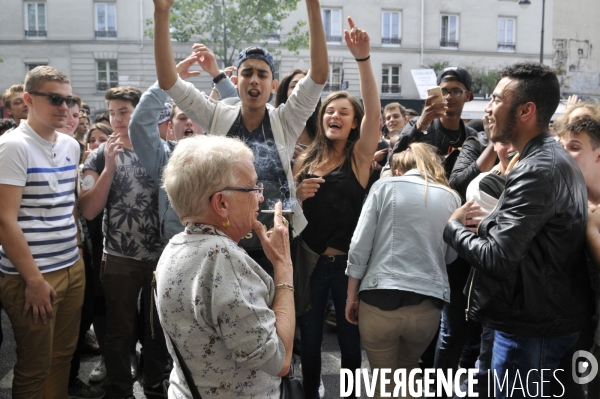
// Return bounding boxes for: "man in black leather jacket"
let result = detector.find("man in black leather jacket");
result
[444,63,592,398]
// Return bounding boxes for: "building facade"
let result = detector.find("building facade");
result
[1,0,593,118]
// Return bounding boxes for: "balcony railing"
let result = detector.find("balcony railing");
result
[382,37,401,45]
[440,39,459,48]
[381,84,401,94]
[498,42,516,51]
[264,33,280,41]
[323,83,341,92]
[25,30,47,37]
[96,30,117,38]
[325,34,342,43]
[96,82,119,91]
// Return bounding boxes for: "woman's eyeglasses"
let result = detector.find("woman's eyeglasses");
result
[29,91,77,108]
[209,182,264,200]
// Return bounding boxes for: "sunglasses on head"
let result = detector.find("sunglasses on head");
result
[28,91,77,108]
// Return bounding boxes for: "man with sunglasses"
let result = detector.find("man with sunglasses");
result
[0,66,86,398]
[152,0,328,274]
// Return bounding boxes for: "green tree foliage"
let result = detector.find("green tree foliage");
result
[427,61,450,75]
[465,66,500,95]
[146,0,309,67]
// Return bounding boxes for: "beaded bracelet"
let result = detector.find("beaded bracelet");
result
[275,283,295,292]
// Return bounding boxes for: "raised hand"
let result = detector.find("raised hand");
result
[176,54,202,80]
[566,94,581,111]
[418,94,448,130]
[104,134,124,172]
[254,202,291,268]
[344,17,370,60]
[191,43,221,78]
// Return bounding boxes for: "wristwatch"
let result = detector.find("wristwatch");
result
[212,71,227,84]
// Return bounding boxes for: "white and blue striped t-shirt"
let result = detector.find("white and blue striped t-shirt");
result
[0,122,80,274]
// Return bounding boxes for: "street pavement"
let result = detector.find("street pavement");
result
[0,309,370,398]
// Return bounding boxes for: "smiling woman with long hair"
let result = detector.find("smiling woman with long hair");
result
[292,17,380,399]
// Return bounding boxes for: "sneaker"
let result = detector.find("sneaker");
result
[318,378,325,398]
[89,357,107,382]
[144,380,168,398]
[68,378,105,399]
[325,310,337,328]
[131,353,139,380]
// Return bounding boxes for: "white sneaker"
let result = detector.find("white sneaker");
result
[131,353,139,380]
[318,378,325,398]
[89,357,107,382]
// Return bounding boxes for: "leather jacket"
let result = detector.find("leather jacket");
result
[444,133,593,337]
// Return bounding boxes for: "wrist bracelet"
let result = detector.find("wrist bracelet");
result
[346,299,359,304]
[212,71,227,84]
[275,283,295,292]
[355,55,370,62]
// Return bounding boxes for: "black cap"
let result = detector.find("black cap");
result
[437,67,472,92]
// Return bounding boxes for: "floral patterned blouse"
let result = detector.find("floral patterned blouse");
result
[155,224,284,398]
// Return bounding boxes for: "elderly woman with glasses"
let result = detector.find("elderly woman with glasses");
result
[154,135,295,398]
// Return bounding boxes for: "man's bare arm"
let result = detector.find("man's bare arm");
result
[153,0,178,90]
[0,184,56,324]
[306,0,328,84]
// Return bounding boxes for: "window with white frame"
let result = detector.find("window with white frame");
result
[273,62,281,81]
[498,17,516,51]
[262,13,280,42]
[322,8,342,43]
[440,14,459,48]
[95,3,117,38]
[382,11,401,45]
[27,63,47,71]
[324,63,342,91]
[96,60,118,91]
[24,2,46,38]
[382,65,401,94]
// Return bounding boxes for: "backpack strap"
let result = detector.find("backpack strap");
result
[96,142,106,176]
[151,272,203,399]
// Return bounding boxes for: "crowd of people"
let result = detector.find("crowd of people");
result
[2,0,600,398]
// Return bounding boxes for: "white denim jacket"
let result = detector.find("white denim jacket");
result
[347,170,461,303]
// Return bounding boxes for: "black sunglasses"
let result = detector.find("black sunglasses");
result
[29,91,77,108]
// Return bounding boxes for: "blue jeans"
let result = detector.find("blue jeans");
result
[434,259,480,372]
[298,258,362,399]
[491,330,579,399]
[454,326,495,399]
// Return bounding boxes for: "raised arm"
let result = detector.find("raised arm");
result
[153,0,178,90]
[345,17,381,181]
[129,84,170,182]
[306,0,328,84]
